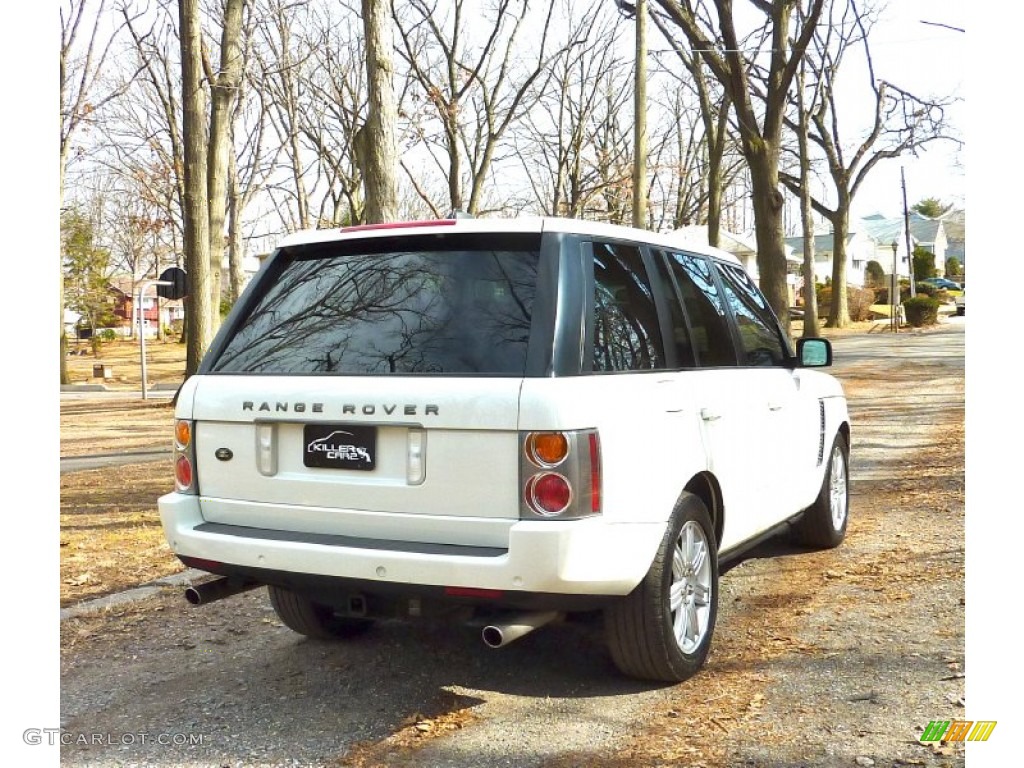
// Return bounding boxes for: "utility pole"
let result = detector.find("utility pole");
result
[632,0,648,229]
[902,167,915,297]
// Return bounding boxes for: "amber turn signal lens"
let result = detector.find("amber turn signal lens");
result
[527,432,569,467]
[175,420,192,449]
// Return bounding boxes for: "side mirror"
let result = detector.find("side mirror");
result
[797,338,832,367]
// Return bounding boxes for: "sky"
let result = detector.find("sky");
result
[0,2,1012,766]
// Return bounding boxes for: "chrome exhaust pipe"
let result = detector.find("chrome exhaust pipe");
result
[185,577,260,606]
[481,611,561,649]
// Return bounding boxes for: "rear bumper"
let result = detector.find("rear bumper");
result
[159,493,663,597]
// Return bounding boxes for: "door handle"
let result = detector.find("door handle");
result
[700,407,721,422]
[768,401,784,411]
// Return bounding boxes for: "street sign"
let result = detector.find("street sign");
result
[156,267,188,300]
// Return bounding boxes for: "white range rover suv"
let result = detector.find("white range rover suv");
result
[159,216,850,682]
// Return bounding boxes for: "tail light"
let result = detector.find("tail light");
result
[174,419,198,494]
[519,429,601,519]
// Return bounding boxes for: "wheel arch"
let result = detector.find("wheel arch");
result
[681,471,724,552]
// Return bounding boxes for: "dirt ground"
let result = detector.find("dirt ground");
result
[58,325,969,767]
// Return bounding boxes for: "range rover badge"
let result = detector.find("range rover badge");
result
[215,448,234,461]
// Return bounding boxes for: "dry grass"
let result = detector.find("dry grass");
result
[60,460,185,607]
[61,339,187,605]
[65,337,187,389]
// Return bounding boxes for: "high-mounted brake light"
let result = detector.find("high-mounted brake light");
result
[340,219,457,233]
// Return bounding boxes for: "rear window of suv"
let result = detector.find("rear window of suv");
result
[208,233,541,376]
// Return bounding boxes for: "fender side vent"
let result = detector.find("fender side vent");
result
[817,399,826,466]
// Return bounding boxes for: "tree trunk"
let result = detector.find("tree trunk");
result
[228,147,246,302]
[795,64,820,337]
[358,0,399,223]
[207,0,246,332]
[632,0,648,230]
[179,0,214,375]
[746,148,792,340]
[827,207,851,328]
[60,146,70,385]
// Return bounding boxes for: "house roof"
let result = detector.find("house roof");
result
[857,216,905,246]
[908,212,943,246]
[671,225,800,263]
[784,232,856,254]
[107,276,184,307]
[940,208,965,242]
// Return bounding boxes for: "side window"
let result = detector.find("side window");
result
[663,250,738,367]
[650,250,697,368]
[715,263,789,366]
[592,242,665,371]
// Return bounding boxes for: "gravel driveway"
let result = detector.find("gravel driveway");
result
[58,324,968,768]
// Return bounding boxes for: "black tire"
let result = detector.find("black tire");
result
[605,493,718,682]
[956,307,964,317]
[792,433,849,549]
[268,585,374,640]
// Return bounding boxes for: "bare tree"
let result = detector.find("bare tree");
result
[250,0,317,231]
[204,0,248,327]
[779,0,956,327]
[647,4,734,244]
[652,0,826,339]
[179,0,213,374]
[793,56,821,336]
[60,0,138,380]
[512,2,629,219]
[356,0,399,223]
[393,0,561,215]
[632,0,649,228]
[178,0,247,374]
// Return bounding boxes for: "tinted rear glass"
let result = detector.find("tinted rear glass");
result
[209,233,541,375]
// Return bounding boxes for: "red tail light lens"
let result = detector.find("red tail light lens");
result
[175,455,193,491]
[526,472,572,516]
[589,432,602,514]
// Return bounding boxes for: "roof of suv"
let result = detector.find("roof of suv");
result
[275,216,741,265]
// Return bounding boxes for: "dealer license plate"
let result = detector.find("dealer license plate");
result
[303,423,377,471]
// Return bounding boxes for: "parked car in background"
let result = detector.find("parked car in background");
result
[922,276,962,291]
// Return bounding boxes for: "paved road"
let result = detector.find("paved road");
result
[828,315,964,367]
[60,449,172,475]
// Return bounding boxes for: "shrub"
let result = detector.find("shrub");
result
[915,281,938,297]
[903,295,940,327]
[98,328,117,342]
[865,260,886,288]
[815,285,876,322]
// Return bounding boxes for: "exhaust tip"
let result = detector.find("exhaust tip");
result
[184,587,202,605]
[482,626,504,648]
